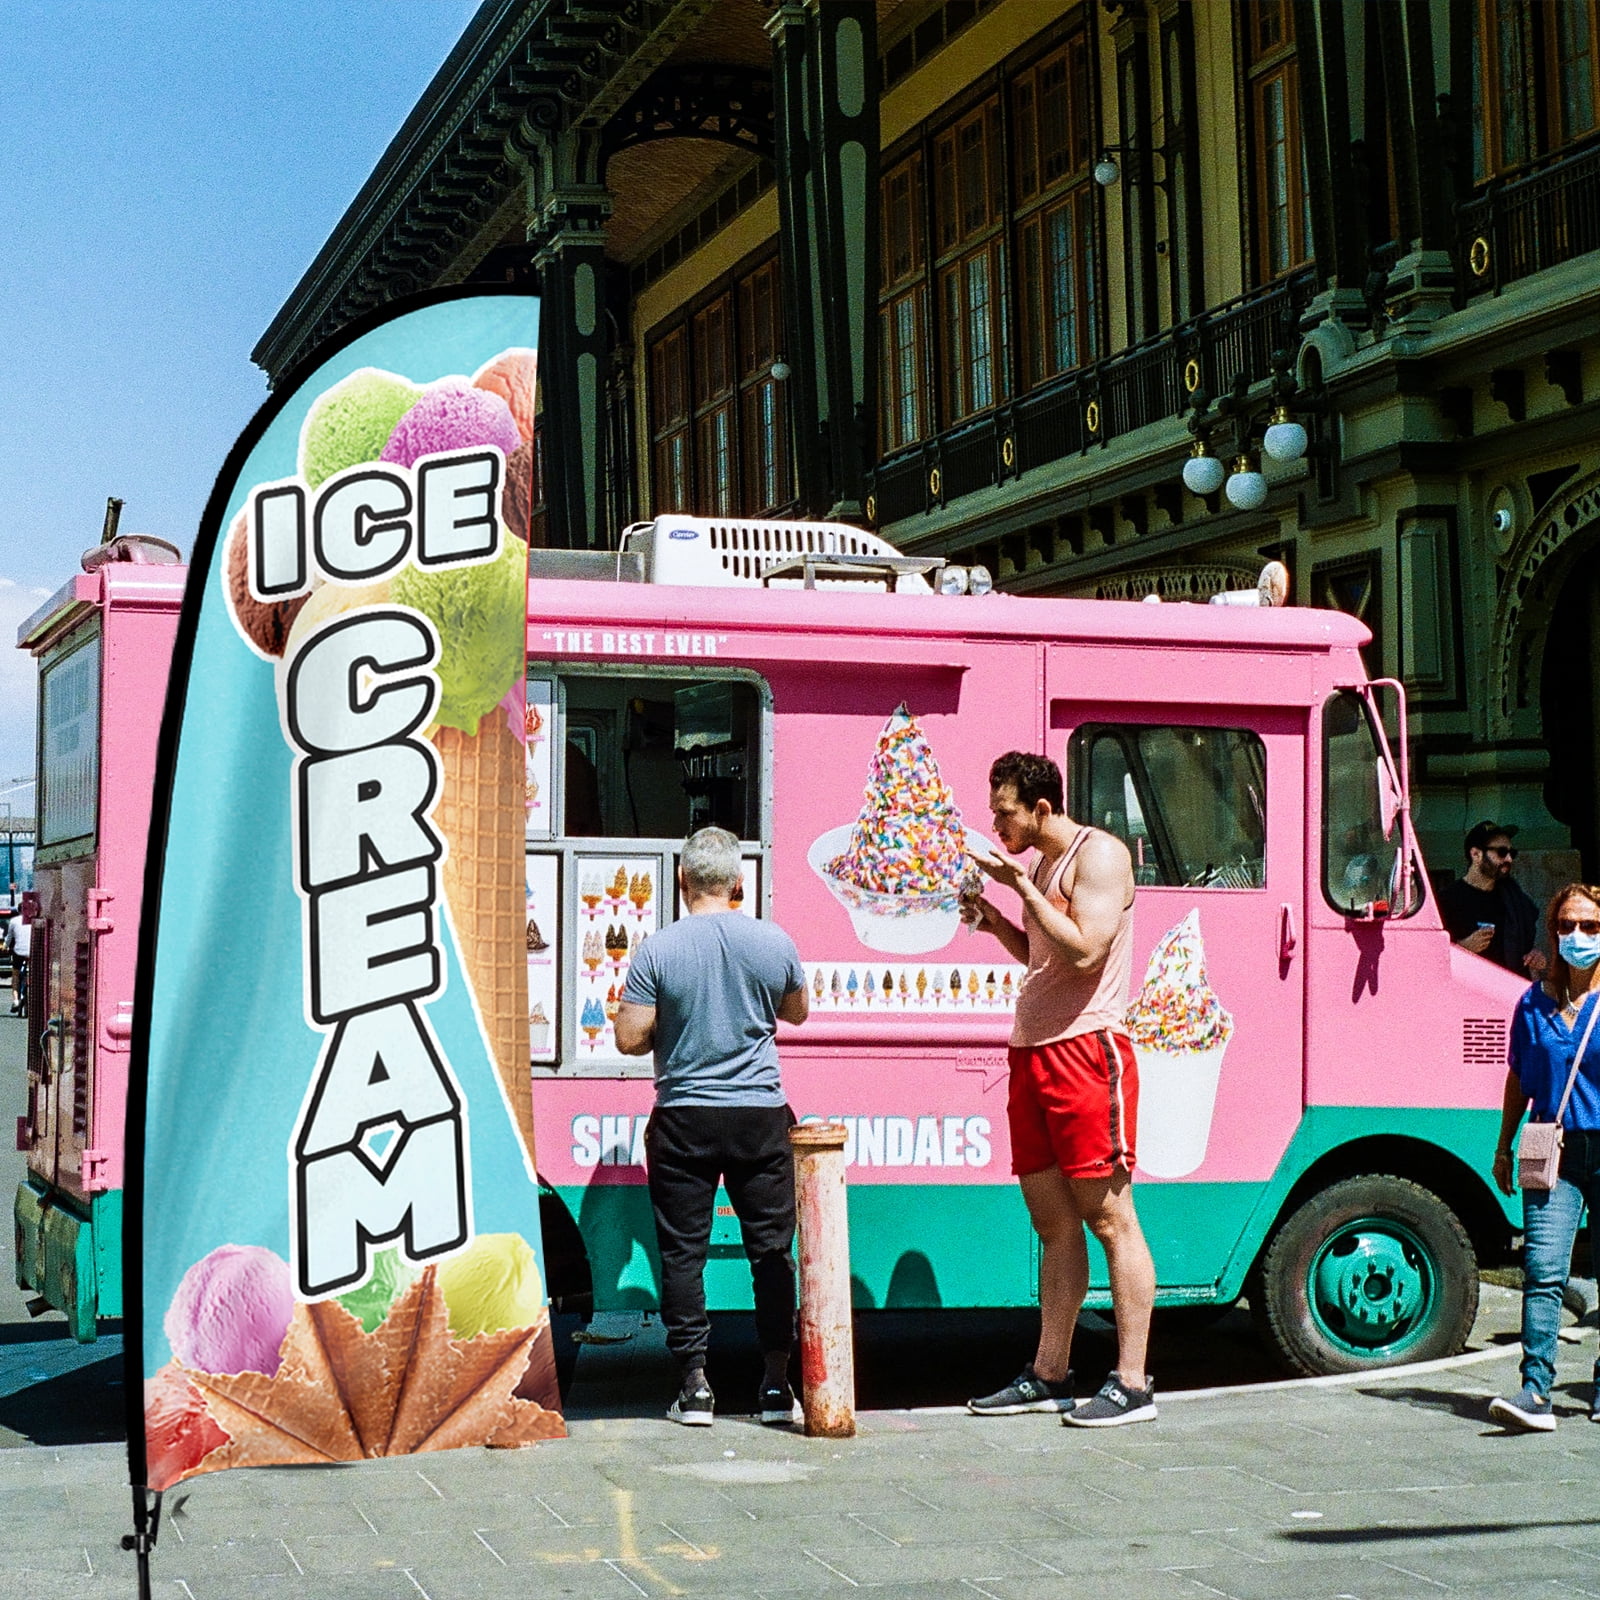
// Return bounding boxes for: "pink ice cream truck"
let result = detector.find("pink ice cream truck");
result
[16,516,1524,1375]
[526,516,1524,1376]
[14,539,185,1340]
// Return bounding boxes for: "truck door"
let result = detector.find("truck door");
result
[1062,703,1306,1291]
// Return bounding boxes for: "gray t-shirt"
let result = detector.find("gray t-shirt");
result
[620,911,804,1107]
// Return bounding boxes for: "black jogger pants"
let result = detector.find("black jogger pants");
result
[645,1103,797,1371]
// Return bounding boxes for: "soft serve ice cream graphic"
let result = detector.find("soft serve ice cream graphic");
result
[1125,910,1234,1177]
[809,704,986,955]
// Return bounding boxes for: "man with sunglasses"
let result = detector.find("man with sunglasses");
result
[1438,821,1544,977]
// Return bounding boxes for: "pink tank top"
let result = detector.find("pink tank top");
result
[1009,827,1134,1049]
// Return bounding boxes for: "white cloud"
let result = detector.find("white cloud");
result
[0,575,58,799]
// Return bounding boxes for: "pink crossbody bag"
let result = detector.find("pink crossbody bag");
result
[1517,996,1600,1192]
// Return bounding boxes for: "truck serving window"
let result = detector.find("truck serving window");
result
[1069,724,1266,888]
[526,668,769,1071]
[1322,690,1422,918]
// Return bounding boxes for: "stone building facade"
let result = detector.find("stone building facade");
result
[257,0,1600,885]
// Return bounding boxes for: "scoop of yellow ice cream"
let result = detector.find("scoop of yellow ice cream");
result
[437,1232,545,1338]
[282,577,393,659]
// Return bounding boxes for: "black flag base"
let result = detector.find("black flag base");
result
[122,1486,163,1599]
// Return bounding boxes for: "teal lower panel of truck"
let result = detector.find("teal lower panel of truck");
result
[13,1181,122,1342]
[555,1105,1511,1315]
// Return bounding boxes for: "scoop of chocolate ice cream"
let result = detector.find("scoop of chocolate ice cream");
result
[225,514,309,657]
[501,438,539,546]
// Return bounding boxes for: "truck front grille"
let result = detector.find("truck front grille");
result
[1463,1016,1509,1068]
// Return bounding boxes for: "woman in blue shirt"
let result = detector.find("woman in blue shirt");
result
[1489,883,1600,1431]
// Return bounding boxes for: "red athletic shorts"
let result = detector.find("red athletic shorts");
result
[1007,1030,1139,1179]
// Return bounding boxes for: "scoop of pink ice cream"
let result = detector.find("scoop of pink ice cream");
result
[473,348,538,441]
[380,379,521,470]
[164,1244,294,1376]
[144,1362,228,1490]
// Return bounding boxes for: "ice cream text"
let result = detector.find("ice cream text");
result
[282,609,472,1297]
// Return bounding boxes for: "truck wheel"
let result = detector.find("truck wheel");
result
[1255,1175,1478,1376]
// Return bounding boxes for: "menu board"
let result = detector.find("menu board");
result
[524,678,554,839]
[39,634,100,847]
[525,853,559,1062]
[573,855,659,1062]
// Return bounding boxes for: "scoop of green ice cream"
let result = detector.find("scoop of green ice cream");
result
[437,1232,546,1339]
[392,534,527,734]
[299,368,422,489]
[336,1247,418,1333]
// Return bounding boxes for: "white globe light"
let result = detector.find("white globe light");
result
[1263,418,1308,462]
[1093,156,1120,187]
[967,564,993,596]
[1225,467,1269,511]
[939,564,969,596]
[1182,452,1226,496]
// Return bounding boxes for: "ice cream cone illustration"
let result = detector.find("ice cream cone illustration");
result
[812,969,824,1002]
[580,875,602,917]
[1125,909,1234,1178]
[606,866,628,910]
[604,923,628,972]
[603,985,621,1024]
[629,871,653,918]
[392,529,533,1167]
[527,1003,550,1054]
[580,998,605,1049]
[581,929,603,973]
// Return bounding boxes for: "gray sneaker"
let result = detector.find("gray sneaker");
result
[967,1365,1075,1416]
[1488,1385,1555,1432]
[1064,1373,1157,1428]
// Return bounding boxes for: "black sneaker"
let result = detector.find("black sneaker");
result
[1063,1373,1157,1428]
[1590,1383,1600,1425]
[967,1365,1075,1416]
[1488,1385,1555,1432]
[667,1378,714,1427]
[759,1382,802,1427]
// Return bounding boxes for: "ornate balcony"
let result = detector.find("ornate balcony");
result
[1459,138,1600,297]
[871,271,1315,526]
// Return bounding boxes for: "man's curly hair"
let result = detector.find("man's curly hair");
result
[988,751,1063,813]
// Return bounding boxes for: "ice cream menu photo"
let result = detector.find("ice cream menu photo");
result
[129,289,563,1509]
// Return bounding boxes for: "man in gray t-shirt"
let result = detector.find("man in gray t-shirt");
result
[615,827,808,1428]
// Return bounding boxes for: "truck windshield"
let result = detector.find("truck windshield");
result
[1322,690,1421,918]
[1070,723,1267,888]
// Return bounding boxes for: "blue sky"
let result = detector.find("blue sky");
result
[0,0,482,795]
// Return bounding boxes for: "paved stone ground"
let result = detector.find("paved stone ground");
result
[1,1332,1599,1600]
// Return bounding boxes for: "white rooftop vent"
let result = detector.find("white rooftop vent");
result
[622,514,933,592]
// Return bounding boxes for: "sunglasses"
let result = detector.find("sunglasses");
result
[1557,919,1600,936]
[1484,846,1517,859]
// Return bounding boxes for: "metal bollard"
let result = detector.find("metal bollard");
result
[789,1120,855,1438]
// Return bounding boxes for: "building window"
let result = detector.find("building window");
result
[880,153,928,451]
[650,328,690,512]
[933,98,1009,423]
[1244,0,1311,282]
[646,254,793,518]
[1474,0,1600,178]
[1013,36,1099,386]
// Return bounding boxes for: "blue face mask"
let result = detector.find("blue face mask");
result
[1559,931,1600,971]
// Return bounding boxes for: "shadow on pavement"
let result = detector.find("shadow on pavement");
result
[1355,1384,1497,1421]
[1281,1518,1600,1544]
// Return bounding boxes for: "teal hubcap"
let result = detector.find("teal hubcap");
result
[1307,1218,1434,1357]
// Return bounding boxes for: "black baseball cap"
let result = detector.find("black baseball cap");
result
[1465,820,1518,857]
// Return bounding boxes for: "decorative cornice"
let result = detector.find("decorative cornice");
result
[254,0,711,383]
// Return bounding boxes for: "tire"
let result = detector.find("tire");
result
[1253,1174,1478,1377]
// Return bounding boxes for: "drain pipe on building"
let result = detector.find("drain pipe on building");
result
[789,1121,856,1437]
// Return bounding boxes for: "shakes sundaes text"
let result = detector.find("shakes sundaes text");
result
[254,451,512,1297]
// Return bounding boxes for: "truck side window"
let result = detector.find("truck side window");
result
[1069,724,1267,889]
[1322,690,1422,918]
[555,675,762,840]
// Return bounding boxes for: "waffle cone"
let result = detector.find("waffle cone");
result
[431,714,535,1167]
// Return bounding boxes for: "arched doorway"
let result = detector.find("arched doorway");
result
[1539,536,1600,881]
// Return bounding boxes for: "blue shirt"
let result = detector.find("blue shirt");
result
[621,911,804,1108]
[1509,984,1600,1130]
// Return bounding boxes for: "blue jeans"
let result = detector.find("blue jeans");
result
[1521,1128,1600,1395]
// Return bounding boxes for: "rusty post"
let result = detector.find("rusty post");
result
[789,1120,855,1438]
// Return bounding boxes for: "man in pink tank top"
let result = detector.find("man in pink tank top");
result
[963,752,1158,1427]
